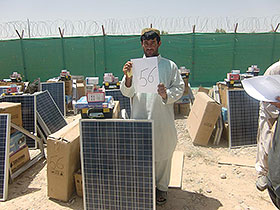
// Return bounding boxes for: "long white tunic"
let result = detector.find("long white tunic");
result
[120,55,185,161]
[256,61,280,175]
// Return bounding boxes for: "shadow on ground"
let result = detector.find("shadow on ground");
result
[8,157,46,200]
[157,188,222,210]
[50,188,223,210]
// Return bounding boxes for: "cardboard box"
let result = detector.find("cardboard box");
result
[76,82,85,100]
[217,83,242,108]
[174,103,190,116]
[183,77,189,95]
[64,80,73,96]
[0,102,22,134]
[0,82,25,92]
[10,131,27,155]
[10,145,30,173]
[74,170,83,197]
[198,86,210,95]
[47,119,80,202]
[186,92,222,146]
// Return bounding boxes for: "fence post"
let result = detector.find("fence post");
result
[92,37,97,76]
[27,19,31,38]
[191,25,196,83]
[16,29,28,81]
[102,25,107,73]
[59,27,66,70]
[231,23,238,70]
[271,23,280,63]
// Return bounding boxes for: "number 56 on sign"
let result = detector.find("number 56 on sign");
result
[131,57,159,93]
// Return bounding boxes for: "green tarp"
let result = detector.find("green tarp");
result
[0,33,279,87]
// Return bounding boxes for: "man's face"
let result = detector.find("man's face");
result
[141,38,161,57]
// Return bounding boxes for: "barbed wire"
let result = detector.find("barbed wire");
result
[1,15,280,40]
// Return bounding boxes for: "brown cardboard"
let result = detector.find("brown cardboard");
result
[0,82,25,92]
[76,82,85,100]
[74,170,83,197]
[47,119,80,202]
[217,83,242,108]
[10,145,30,173]
[64,80,73,96]
[183,77,189,95]
[198,86,210,95]
[174,103,190,116]
[186,92,222,146]
[0,102,22,134]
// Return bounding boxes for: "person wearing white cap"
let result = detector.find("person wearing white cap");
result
[255,60,280,191]
[120,28,185,205]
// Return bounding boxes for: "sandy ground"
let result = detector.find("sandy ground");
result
[0,114,276,210]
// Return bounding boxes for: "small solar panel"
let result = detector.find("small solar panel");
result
[0,114,11,201]
[2,94,37,148]
[105,89,131,118]
[40,82,65,116]
[80,119,155,210]
[227,89,260,148]
[36,91,67,136]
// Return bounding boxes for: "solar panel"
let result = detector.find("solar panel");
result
[227,89,260,148]
[80,119,155,210]
[0,114,11,201]
[105,89,131,118]
[36,91,67,136]
[40,82,65,116]
[1,94,37,148]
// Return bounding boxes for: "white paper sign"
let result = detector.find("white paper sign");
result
[241,75,280,102]
[131,57,159,93]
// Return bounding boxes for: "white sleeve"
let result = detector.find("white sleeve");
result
[164,62,185,104]
[120,75,135,98]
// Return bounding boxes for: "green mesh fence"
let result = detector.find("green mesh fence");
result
[0,33,279,87]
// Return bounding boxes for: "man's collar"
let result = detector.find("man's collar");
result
[143,54,161,61]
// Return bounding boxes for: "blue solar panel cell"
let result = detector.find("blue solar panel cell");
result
[36,91,67,135]
[105,90,131,118]
[40,82,65,116]
[80,119,155,210]
[1,95,36,148]
[227,89,260,147]
[0,114,11,201]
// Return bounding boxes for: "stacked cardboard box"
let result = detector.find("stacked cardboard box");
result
[74,170,83,197]
[174,77,191,115]
[186,92,222,146]
[64,80,73,96]
[10,145,30,173]
[47,119,80,202]
[76,81,86,100]
[0,102,22,134]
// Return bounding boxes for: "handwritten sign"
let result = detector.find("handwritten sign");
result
[131,57,159,93]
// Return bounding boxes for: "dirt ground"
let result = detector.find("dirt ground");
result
[0,113,276,210]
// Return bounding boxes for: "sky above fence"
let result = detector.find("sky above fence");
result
[1,0,280,22]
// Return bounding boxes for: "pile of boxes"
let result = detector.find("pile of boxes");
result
[186,92,222,146]
[174,67,192,115]
[0,70,123,202]
[103,73,120,89]
[47,119,80,202]
[0,102,30,174]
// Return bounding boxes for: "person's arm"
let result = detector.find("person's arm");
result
[120,61,135,98]
[159,62,185,104]
[123,61,133,87]
[270,96,280,109]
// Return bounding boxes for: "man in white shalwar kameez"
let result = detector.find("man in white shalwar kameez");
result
[120,28,185,205]
[256,60,280,191]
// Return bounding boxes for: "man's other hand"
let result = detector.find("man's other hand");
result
[271,96,280,109]
[123,61,133,78]
[158,83,167,100]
